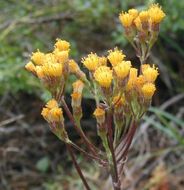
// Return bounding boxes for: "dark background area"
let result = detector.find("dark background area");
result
[0,0,184,189]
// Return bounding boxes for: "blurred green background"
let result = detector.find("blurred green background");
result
[0,0,184,189]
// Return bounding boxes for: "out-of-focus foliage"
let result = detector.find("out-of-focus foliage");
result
[0,0,184,97]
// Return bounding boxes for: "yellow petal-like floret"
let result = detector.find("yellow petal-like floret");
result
[55,39,70,51]
[134,16,142,31]
[31,50,45,65]
[99,56,107,66]
[136,75,146,89]
[139,11,149,22]
[25,61,36,73]
[46,99,58,109]
[119,12,134,27]
[42,99,63,123]
[94,66,113,88]
[54,49,69,64]
[93,107,105,125]
[143,65,159,83]
[82,53,99,71]
[48,107,63,122]
[126,68,138,91]
[35,66,44,79]
[42,62,63,77]
[93,107,105,117]
[107,48,126,67]
[148,4,166,24]
[114,61,132,79]
[141,64,151,72]
[69,59,80,73]
[128,9,139,19]
[141,83,156,99]
[72,80,84,94]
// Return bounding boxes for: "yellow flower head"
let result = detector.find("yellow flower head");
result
[48,107,63,122]
[35,66,44,79]
[141,64,151,72]
[126,68,138,91]
[25,61,36,73]
[134,16,142,31]
[114,61,132,79]
[82,53,99,71]
[136,75,146,89]
[141,83,156,99]
[54,39,70,51]
[41,99,63,123]
[93,107,105,125]
[54,49,69,64]
[93,107,105,117]
[119,12,134,27]
[94,66,113,88]
[148,4,166,24]
[128,9,139,19]
[107,48,126,67]
[69,59,80,73]
[71,92,83,108]
[42,62,63,77]
[99,56,107,66]
[139,11,149,22]
[72,80,84,94]
[46,99,58,109]
[142,65,159,83]
[31,50,45,65]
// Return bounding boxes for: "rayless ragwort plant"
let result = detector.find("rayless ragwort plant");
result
[25,3,165,190]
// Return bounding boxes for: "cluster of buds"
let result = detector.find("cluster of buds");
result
[25,3,165,190]
[41,99,68,141]
[119,4,165,63]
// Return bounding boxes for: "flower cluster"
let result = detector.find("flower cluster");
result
[119,4,165,63]
[25,3,165,190]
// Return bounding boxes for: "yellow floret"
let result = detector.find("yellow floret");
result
[126,68,138,91]
[72,80,84,94]
[141,64,151,72]
[42,62,63,77]
[142,65,159,83]
[69,59,80,73]
[128,9,139,19]
[148,4,166,24]
[41,99,63,123]
[48,107,63,122]
[25,61,36,73]
[82,53,99,71]
[54,49,69,64]
[93,107,105,125]
[93,107,105,117]
[141,83,156,99]
[46,99,58,109]
[107,48,126,67]
[94,66,113,88]
[136,75,146,89]
[31,50,45,65]
[41,108,49,120]
[139,11,149,22]
[134,16,142,31]
[113,61,132,79]
[99,56,107,66]
[54,39,70,51]
[119,12,134,27]
[35,66,44,79]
